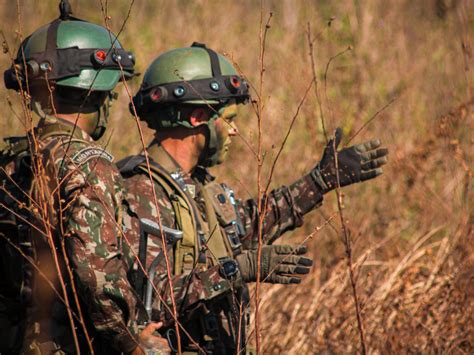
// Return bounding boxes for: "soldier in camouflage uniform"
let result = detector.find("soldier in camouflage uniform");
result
[119,43,388,353]
[0,2,169,354]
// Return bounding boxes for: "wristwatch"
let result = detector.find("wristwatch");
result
[219,259,239,279]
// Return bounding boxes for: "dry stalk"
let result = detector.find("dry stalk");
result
[119,58,184,355]
[254,2,272,352]
[99,2,212,352]
[333,102,367,355]
[304,22,368,351]
[346,97,397,145]
[3,2,190,353]
[246,214,338,343]
[262,78,314,195]
[10,1,87,352]
[323,46,352,126]
[317,39,367,352]
[306,22,328,142]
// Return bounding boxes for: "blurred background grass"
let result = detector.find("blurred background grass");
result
[1,0,472,352]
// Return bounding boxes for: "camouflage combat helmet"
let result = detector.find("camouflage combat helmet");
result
[3,0,135,139]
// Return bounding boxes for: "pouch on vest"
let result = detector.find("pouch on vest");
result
[204,181,243,256]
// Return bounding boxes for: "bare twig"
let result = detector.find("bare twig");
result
[346,97,397,145]
[323,46,352,126]
[255,5,272,353]
[306,22,328,142]
[333,143,367,354]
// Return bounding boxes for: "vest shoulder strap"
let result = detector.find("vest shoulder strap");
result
[117,155,146,176]
[118,155,203,274]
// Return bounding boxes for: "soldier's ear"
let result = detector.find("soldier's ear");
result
[189,108,209,127]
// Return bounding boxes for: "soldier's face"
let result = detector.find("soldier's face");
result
[214,103,238,164]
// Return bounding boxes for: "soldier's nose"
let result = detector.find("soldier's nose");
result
[228,122,238,137]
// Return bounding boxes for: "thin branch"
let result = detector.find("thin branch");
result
[323,46,352,126]
[255,5,272,354]
[306,22,328,142]
[119,63,184,355]
[263,78,314,194]
[333,140,367,354]
[346,97,397,145]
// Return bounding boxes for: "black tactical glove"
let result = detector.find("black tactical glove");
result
[236,245,313,284]
[311,127,388,193]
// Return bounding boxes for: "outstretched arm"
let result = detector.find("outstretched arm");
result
[238,128,388,247]
[238,173,324,247]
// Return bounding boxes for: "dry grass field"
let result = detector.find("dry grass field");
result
[1,0,472,353]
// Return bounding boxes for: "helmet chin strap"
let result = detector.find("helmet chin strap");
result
[89,96,112,140]
[89,111,105,141]
[198,118,220,167]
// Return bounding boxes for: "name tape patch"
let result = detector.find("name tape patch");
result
[71,147,114,165]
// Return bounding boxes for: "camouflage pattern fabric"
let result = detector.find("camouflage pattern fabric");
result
[196,168,325,248]
[20,117,139,353]
[123,171,237,325]
[121,144,324,352]
[122,152,246,353]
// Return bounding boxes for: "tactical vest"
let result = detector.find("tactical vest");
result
[0,123,92,354]
[118,155,244,275]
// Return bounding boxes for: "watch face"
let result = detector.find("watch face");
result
[221,259,238,278]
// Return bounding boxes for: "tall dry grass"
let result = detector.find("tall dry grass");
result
[0,0,472,352]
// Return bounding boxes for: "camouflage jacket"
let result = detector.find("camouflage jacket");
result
[120,142,324,351]
[4,117,140,353]
[121,145,247,352]
[217,168,323,249]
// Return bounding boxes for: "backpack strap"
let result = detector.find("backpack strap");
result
[116,155,146,176]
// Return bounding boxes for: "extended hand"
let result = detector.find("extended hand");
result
[131,322,171,355]
[236,245,313,284]
[311,128,388,193]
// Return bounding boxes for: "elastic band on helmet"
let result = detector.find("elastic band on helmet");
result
[131,43,250,118]
[133,75,249,113]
